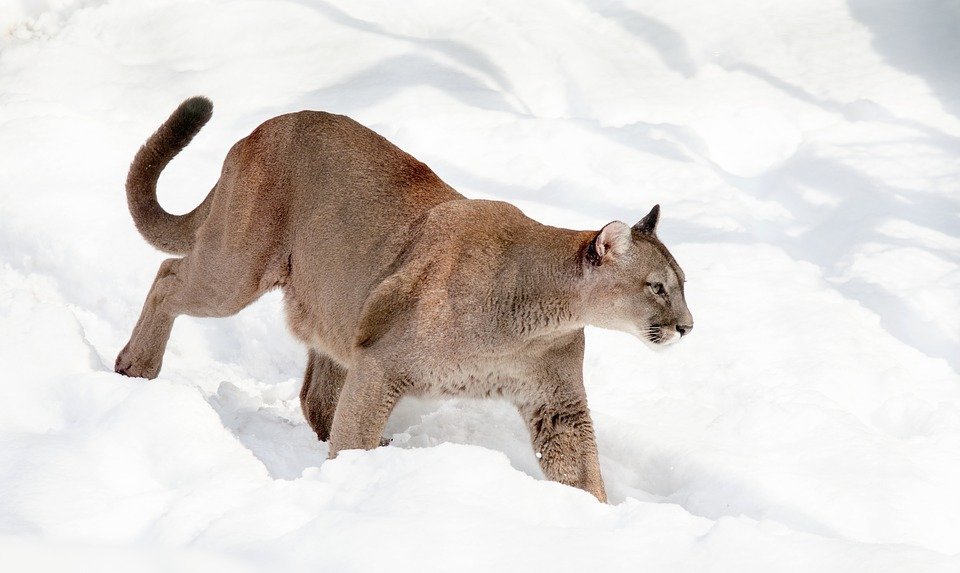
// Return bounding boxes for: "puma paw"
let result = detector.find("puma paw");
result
[114,345,161,379]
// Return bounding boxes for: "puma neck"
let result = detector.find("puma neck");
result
[495,227,595,342]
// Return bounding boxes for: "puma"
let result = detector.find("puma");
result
[116,97,694,502]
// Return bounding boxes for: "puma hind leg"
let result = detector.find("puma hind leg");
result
[300,349,348,442]
[115,237,283,379]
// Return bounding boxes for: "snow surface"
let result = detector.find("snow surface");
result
[2,0,960,571]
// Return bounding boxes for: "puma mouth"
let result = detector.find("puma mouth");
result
[642,324,680,347]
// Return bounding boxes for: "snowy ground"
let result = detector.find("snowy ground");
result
[2,0,959,571]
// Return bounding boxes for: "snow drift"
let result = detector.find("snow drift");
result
[1,0,959,571]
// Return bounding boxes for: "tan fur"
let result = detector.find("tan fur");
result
[116,97,694,502]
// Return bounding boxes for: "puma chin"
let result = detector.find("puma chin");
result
[115,96,692,504]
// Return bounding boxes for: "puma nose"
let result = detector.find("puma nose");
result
[676,324,692,336]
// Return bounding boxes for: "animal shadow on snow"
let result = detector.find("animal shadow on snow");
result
[206,380,327,480]
[204,372,545,483]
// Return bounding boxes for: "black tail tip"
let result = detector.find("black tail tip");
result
[167,96,213,138]
[179,96,213,120]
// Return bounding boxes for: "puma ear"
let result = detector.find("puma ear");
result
[632,204,660,236]
[586,221,631,266]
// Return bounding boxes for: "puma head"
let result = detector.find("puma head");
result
[582,205,693,349]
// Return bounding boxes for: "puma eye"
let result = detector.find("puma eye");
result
[648,282,666,296]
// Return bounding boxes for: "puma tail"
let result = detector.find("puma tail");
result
[126,96,215,255]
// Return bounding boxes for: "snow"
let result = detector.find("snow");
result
[1,0,959,571]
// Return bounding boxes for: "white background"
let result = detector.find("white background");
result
[1,1,959,571]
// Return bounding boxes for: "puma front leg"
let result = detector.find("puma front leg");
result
[516,332,606,502]
[520,396,605,502]
[327,354,408,457]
